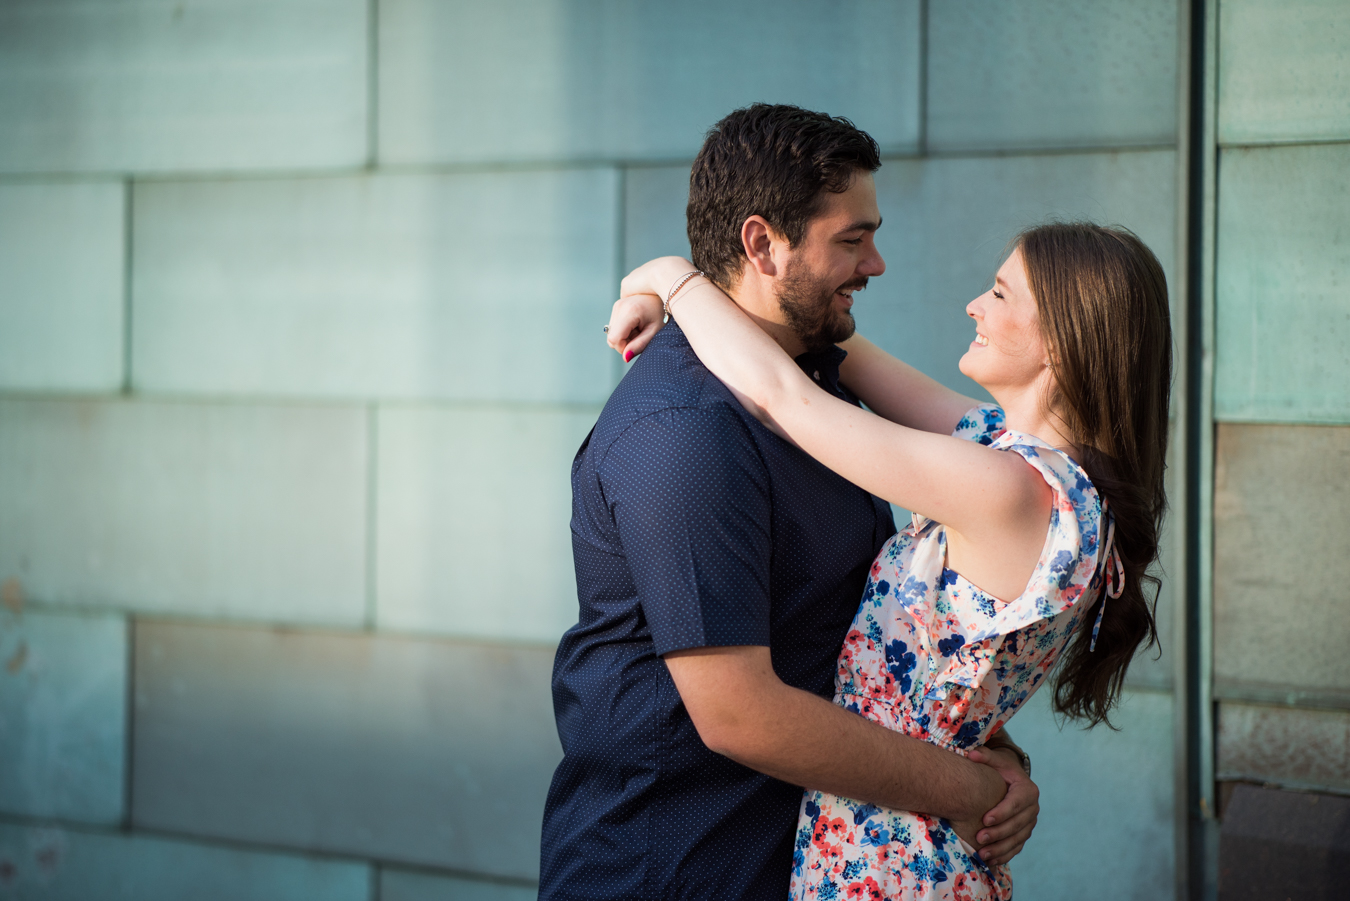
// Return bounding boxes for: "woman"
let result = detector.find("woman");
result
[605,222,1171,900]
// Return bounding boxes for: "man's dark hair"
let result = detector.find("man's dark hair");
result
[687,104,882,291]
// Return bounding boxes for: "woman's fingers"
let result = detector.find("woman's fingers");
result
[620,320,662,360]
[607,294,663,359]
[606,297,645,352]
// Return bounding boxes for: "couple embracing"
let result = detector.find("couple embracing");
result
[539,104,1170,900]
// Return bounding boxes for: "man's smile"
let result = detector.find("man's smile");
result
[834,278,869,308]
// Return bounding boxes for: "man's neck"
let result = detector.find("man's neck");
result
[726,277,807,358]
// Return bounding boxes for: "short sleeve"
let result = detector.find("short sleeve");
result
[951,403,1006,445]
[994,441,1105,626]
[601,405,773,655]
[930,437,1106,692]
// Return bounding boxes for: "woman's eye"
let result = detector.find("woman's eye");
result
[992,290,1005,300]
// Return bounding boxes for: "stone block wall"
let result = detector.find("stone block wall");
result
[0,2,1196,897]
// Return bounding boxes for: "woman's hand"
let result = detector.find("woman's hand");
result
[606,256,698,361]
[606,293,663,361]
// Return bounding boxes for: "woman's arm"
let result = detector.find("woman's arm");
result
[837,334,980,435]
[664,276,1051,601]
[609,258,978,435]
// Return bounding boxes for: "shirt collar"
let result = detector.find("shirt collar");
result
[795,345,849,399]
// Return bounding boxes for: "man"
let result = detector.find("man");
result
[540,105,1038,901]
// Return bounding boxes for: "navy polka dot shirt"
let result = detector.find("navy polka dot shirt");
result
[540,323,896,900]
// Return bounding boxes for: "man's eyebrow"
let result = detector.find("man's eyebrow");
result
[836,216,882,235]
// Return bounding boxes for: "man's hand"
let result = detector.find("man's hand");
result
[966,745,1040,865]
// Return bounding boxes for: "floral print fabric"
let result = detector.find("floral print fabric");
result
[790,405,1108,900]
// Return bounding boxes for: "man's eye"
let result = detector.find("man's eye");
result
[844,238,863,246]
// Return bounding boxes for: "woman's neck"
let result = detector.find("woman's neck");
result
[993,384,1079,460]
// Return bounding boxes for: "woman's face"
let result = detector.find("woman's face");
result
[958,247,1050,394]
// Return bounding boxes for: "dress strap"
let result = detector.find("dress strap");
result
[1091,500,1125,653]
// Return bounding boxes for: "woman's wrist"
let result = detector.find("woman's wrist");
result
[659,259,697,294]
[621,256,696,301]
[663,270,707,319]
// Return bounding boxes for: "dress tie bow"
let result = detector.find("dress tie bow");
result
[1090,501,1125,653]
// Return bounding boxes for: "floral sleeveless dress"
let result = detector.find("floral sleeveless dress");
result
[789,405,1109,901]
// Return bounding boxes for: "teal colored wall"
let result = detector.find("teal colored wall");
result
[1211,0,1350,795]
[0,1,1202,898]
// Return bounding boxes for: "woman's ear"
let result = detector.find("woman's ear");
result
[741,216,779,277]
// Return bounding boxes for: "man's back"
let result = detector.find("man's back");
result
[540,323,895,901]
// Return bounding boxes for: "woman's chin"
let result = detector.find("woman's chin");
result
[958,355,994,397]
[958,352,977,380]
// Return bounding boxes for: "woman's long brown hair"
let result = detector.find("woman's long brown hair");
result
[1017,222,1172,727]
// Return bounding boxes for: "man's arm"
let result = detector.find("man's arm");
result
[664,645,1038,854]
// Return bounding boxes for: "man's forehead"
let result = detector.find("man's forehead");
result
[814,175,882,231]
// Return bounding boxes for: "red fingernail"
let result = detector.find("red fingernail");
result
[624,350,634,362]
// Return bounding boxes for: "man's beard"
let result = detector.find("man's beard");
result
[776,265,865,352]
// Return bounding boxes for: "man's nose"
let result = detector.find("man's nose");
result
[859,243,885,278]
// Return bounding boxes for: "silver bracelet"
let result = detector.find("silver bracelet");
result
[663,270,704,323]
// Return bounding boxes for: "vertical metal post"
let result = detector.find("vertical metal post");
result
[1176,0,1219,896]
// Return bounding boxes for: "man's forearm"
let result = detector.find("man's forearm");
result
[666,646,1036,854]
[699,672,1005,823]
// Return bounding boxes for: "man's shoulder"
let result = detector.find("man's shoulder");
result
[602,330,750,429]
[591,329,754,451]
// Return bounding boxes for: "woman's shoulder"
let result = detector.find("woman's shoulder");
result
[993,432,1097,515]
[995,433,1106,601]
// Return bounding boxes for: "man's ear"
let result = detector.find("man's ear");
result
[741,215,781,278]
